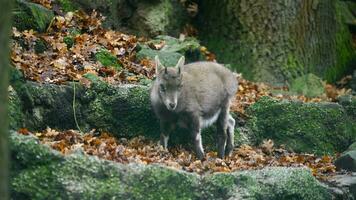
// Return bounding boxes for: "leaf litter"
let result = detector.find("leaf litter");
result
[18,128,337,180]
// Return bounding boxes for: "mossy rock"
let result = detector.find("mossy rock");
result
[10,131,332,200]
[246,96,356,155]
[8,76,242,150]
[289,73,325,98]
[202,168,331,200]
[13,0,54,32]
[67,0,187,36]
[136,44,183,67]
[82,82,159,139]
[127,0,188,37]
[334,141,356,172]
[136,35,205,66]
[69,0,134,30]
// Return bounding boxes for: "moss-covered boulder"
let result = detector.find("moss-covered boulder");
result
[202,168,331,200]
[289,73,325,98]
[82,82,158,139]
[126,0,188,37]
[246,96,356,155]
[10,131,332,200]
[13,0,54,32]
[136,35,204,66]
[10,81,85,131]
[68,0,187,37]
[8,77,236,150]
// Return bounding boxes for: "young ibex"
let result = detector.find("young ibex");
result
[150,56,237,159]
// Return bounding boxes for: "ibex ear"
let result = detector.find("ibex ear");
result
[155,55,164,75]
[175,56,185,74]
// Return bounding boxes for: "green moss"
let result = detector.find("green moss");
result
[125,165,199,200]
[289,73,325,97]
[83,84,159,139]
[13,0,54,32]
[34,38,48,53]
[145,0,174,35]
[95,49,122,70]
[246,96,356,154]
[283,54,304,81]
[58,0,78,12]
[326,2,356,82]
[202,167,330,200]
[201,173,237,200]
[9,132,63,168]
[63,36,75,48]
[128,0,187,37]
[8,89,24,130]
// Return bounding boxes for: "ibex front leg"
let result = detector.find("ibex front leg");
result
[225,114,235,157]
[190,115,205,160]
[160,120,175,149]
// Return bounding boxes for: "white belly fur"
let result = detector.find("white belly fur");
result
[200,109,221,129]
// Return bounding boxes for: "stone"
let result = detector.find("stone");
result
[289,73,325,98]
[245,96,356,154]
[136,35,204,67]
[335,142,356,172]
[13,0,54,32]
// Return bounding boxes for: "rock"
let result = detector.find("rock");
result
[136,35,204,66]
[13,0,54,32]
[289,73,325,98]
[335,151,356,172]
[70,0,131,29]
[10,131,332,200]
[327,173,356,199]
[8,87,24,130]
[69,0,187,37]
[8,78,228,149]
[351,70,356,94]
[126,0,188,37]
[246,96,356,154]
[335,142,356,172]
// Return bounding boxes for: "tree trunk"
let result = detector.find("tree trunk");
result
[196,0,356,85]
[0,0,12,199]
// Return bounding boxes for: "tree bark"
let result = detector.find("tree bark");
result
[0,0,12,199]
[196,0,356,85]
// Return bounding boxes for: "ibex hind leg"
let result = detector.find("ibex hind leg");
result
[216,108,229,159]
[225,114,235,157]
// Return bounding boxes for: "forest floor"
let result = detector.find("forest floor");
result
[18,127,337,180]
[11,9,353,179]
